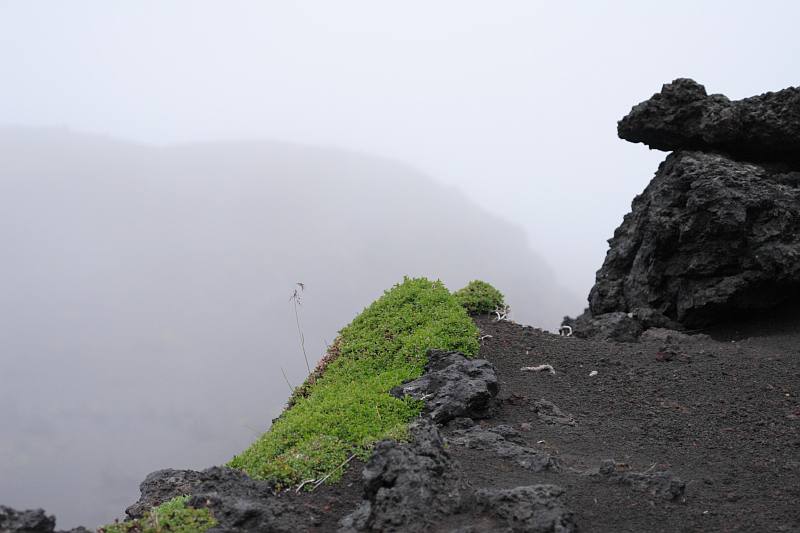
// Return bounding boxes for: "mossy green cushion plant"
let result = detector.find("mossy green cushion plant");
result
[454,280,505,315]
[228,277,479,488]
[98,496,216,533]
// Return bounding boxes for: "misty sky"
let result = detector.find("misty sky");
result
[2,1,797,291]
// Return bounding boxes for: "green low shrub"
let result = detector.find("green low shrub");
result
[98,496,216,533]
[228,277,479,487]
[454,280,505,315]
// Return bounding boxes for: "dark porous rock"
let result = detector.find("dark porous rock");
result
[447,425,561,472]
[639,328,710,345]
[590,460,685,501]
[186,467,300,532]
[339,419,469,532]
[390,349,498,423]
[471,485,576,533]
[0,507,54,533]
[565,311,643,342]
[588,150,800,327]
[126,468,208,519]
[126,466,301,532]
[618,78,800,166]
[0,507,87,533]
[342,420,573,533]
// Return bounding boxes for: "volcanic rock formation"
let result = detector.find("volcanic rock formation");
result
[571,79,800,339]
[389,349,499,423]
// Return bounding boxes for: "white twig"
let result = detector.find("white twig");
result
[310,454,357,491]
[295,478,316,493]
[493,306,510,322]
[480,334,493,341]
[521,364,556,375]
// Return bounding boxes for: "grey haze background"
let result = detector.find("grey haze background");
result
[0,0,798,529]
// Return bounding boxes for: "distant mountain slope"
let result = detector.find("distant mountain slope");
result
[0,127,578,528]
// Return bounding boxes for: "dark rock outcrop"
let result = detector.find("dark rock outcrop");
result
[184,468,301,532]
[0,507,54,533]
[390,349,498,423]
[564,311,643,342]
[618,78,800,167]
[574,79,800,336]
[341,420,574,533]
[125,467,300,532]
[589,150,800,327]
[0,506,89,533]
[340,419,469,532]
[125,469,208,519]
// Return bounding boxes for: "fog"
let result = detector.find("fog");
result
[0,1,798,529]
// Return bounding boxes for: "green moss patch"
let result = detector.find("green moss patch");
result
[454,280,505,315]
[228,277,479,487]
[98,496,216,533]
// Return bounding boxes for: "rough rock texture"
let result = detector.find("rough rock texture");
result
[0,507,54,533]
[390,349,498,423]
[125,467,300,532]
[618,78,800,167]
[447,425,561,472]
[588,150,800,327]
[0,506,89,533]
[339,419,469,532]
[574,79,800,336]
[185,468,302,532]
[341,420,573,533]
[590,460,686,501]
[125,469,208,519]
[564,311,643,342]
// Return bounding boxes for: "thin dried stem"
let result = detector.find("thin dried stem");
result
[280,366,294,393]
[291,283,311,374]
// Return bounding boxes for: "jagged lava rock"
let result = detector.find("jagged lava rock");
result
[564,311,643,342]
[0,507,54,533]
[126,467,305,532]
[390,349,498,423]
[589,150,800,327]
[0,506,89,533]
[126,469,208,519]
[341,420,574,533]
[618,78,800,166]
[340,419,469,532]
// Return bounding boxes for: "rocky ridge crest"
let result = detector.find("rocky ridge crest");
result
[570,78,800,340]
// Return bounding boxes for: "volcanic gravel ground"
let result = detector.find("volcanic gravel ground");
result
[452,315,800,532]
